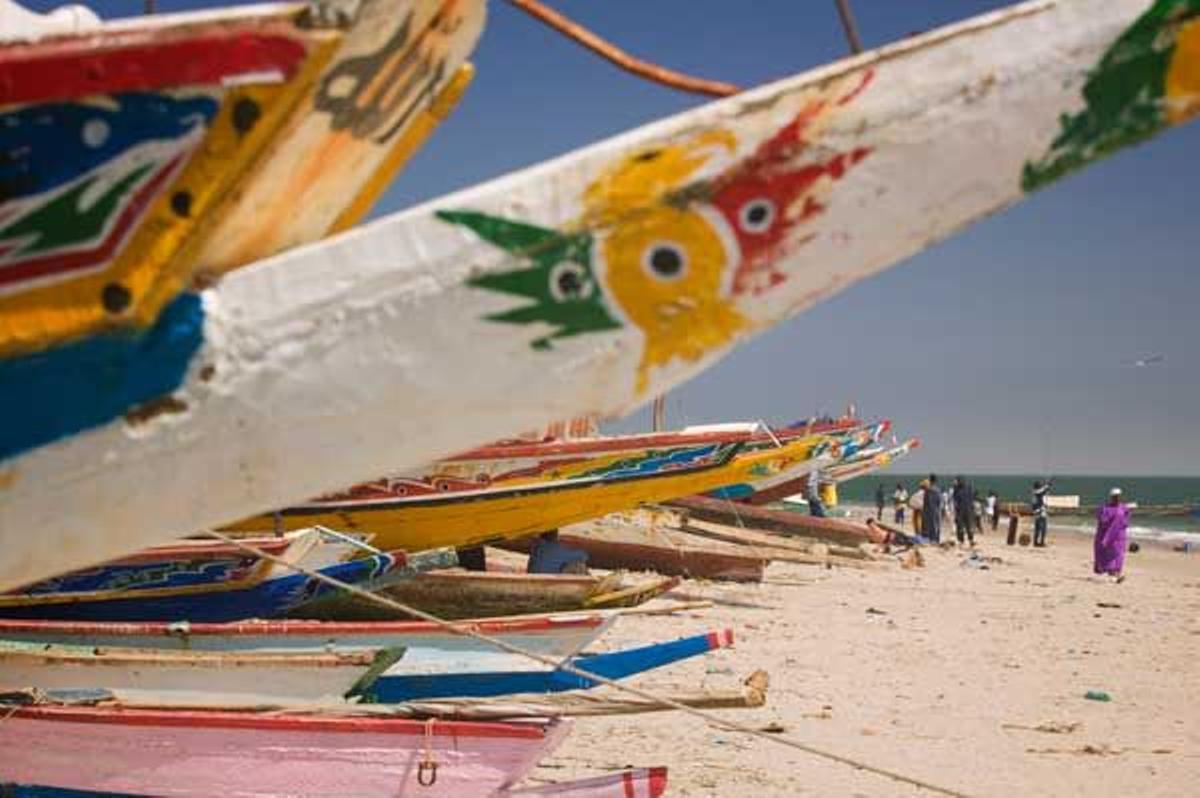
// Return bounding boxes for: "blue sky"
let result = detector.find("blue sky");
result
[51,1,1199,474]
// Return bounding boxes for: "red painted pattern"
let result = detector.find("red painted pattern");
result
[0,153,182,289]
[10,704,552,738]
[647,767,669,798]
[705,629,735,649]
[0,29,308,107]
[713,70,875,296]
[110,536,293,563]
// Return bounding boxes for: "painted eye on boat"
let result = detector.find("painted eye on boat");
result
[738,199,775,234]
[642,242,687,281]
[548,261,593,301]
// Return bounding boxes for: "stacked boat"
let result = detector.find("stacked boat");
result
[4,0,1199,793]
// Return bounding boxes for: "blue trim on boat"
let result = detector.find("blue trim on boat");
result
[360,630,722,701]
[0,292,204,462]
[0,553,396,623]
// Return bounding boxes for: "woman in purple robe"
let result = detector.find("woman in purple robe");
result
[1094,487,1130,582]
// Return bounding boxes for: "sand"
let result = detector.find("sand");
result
[522,524,1200,796]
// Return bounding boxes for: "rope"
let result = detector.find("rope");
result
[203,530,969,796]
[504,0,739,98]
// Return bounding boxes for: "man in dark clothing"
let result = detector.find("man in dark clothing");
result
[922,474,942,543]
[527,530,588,574]
[806,470,827,518]
[874,484,886,520]
[1031,479,1053,547]
[952,476,975,545]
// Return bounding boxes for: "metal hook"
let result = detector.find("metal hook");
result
[417,761,438,787]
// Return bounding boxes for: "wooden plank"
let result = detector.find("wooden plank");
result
[3,0,1198,590]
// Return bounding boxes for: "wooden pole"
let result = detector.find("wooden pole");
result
[651,395,666,431]
[833,0,864,54]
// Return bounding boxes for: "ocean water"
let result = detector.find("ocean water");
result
[840,473,1200,543]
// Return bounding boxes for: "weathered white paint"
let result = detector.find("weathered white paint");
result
[1,0,1195,589]
[0,640,381,702]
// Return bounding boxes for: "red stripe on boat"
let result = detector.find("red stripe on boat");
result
[0,153,183,288]
[11,705,551,737]
[706,629,734,649]
[648,767,669,798]
[0,31,308,106]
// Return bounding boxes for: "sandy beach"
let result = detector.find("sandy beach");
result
[521,524,1200,796]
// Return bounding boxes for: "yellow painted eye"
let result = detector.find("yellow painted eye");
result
[738,199,776,234]
[548,261,593,302]
[641,242,688,281]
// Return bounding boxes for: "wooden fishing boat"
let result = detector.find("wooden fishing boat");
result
[0,547,408,622]
[2,751,665,798]
[0,639,403,703]
[0,699,570,797]
[0,0,483,361]
[299,568,679,621]
[0,611,616,657]
[232,429,832,553]
[669,495,882,547]
[358,629,735,701]
[5,0,1198,591]
[6,527,363,599]
[706,420,888,502]
[506,520,768,583]
[744,436,921,506]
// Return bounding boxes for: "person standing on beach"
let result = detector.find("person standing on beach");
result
[923,475,943,543]
[1031,479,1052,547]
[806,470,826,518]
[909,481,925,535]
[875,484,886,520]
[1094,487,1130,582]
[893,482,909,525]
[952,477,975,546]
[986,490,999,531]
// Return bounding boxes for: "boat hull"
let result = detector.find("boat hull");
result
[5,0,1198,591]
[0,705,569,797]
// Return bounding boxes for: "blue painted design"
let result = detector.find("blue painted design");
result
[0,93,218,202]
[707,483,755,500]
[585,442,735,481]
[0,553,397,623]
[361,630,721,701]
[18,557,258,596]
[0,292,205,462]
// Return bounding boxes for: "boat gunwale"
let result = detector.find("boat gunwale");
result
[0,612,610,638]
[4,703,558,737]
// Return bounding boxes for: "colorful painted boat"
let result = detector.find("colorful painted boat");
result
[3,766,670,798]
[0,639,403,703]
[0,699,569,796]
[299,568,679,621]
[358,629,735,701]
[5,527,363,600]
[744,435,920,506]
[706,420,888,502]
[0,611,615,656]
[233,427,834,553]
[0,0,484,360]
[0,547,404,622]
[5,0,1198,591]
[503,521,768,583]
[0,612,619,687]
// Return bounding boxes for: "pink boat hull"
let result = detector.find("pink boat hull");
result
[0,705,570,797]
